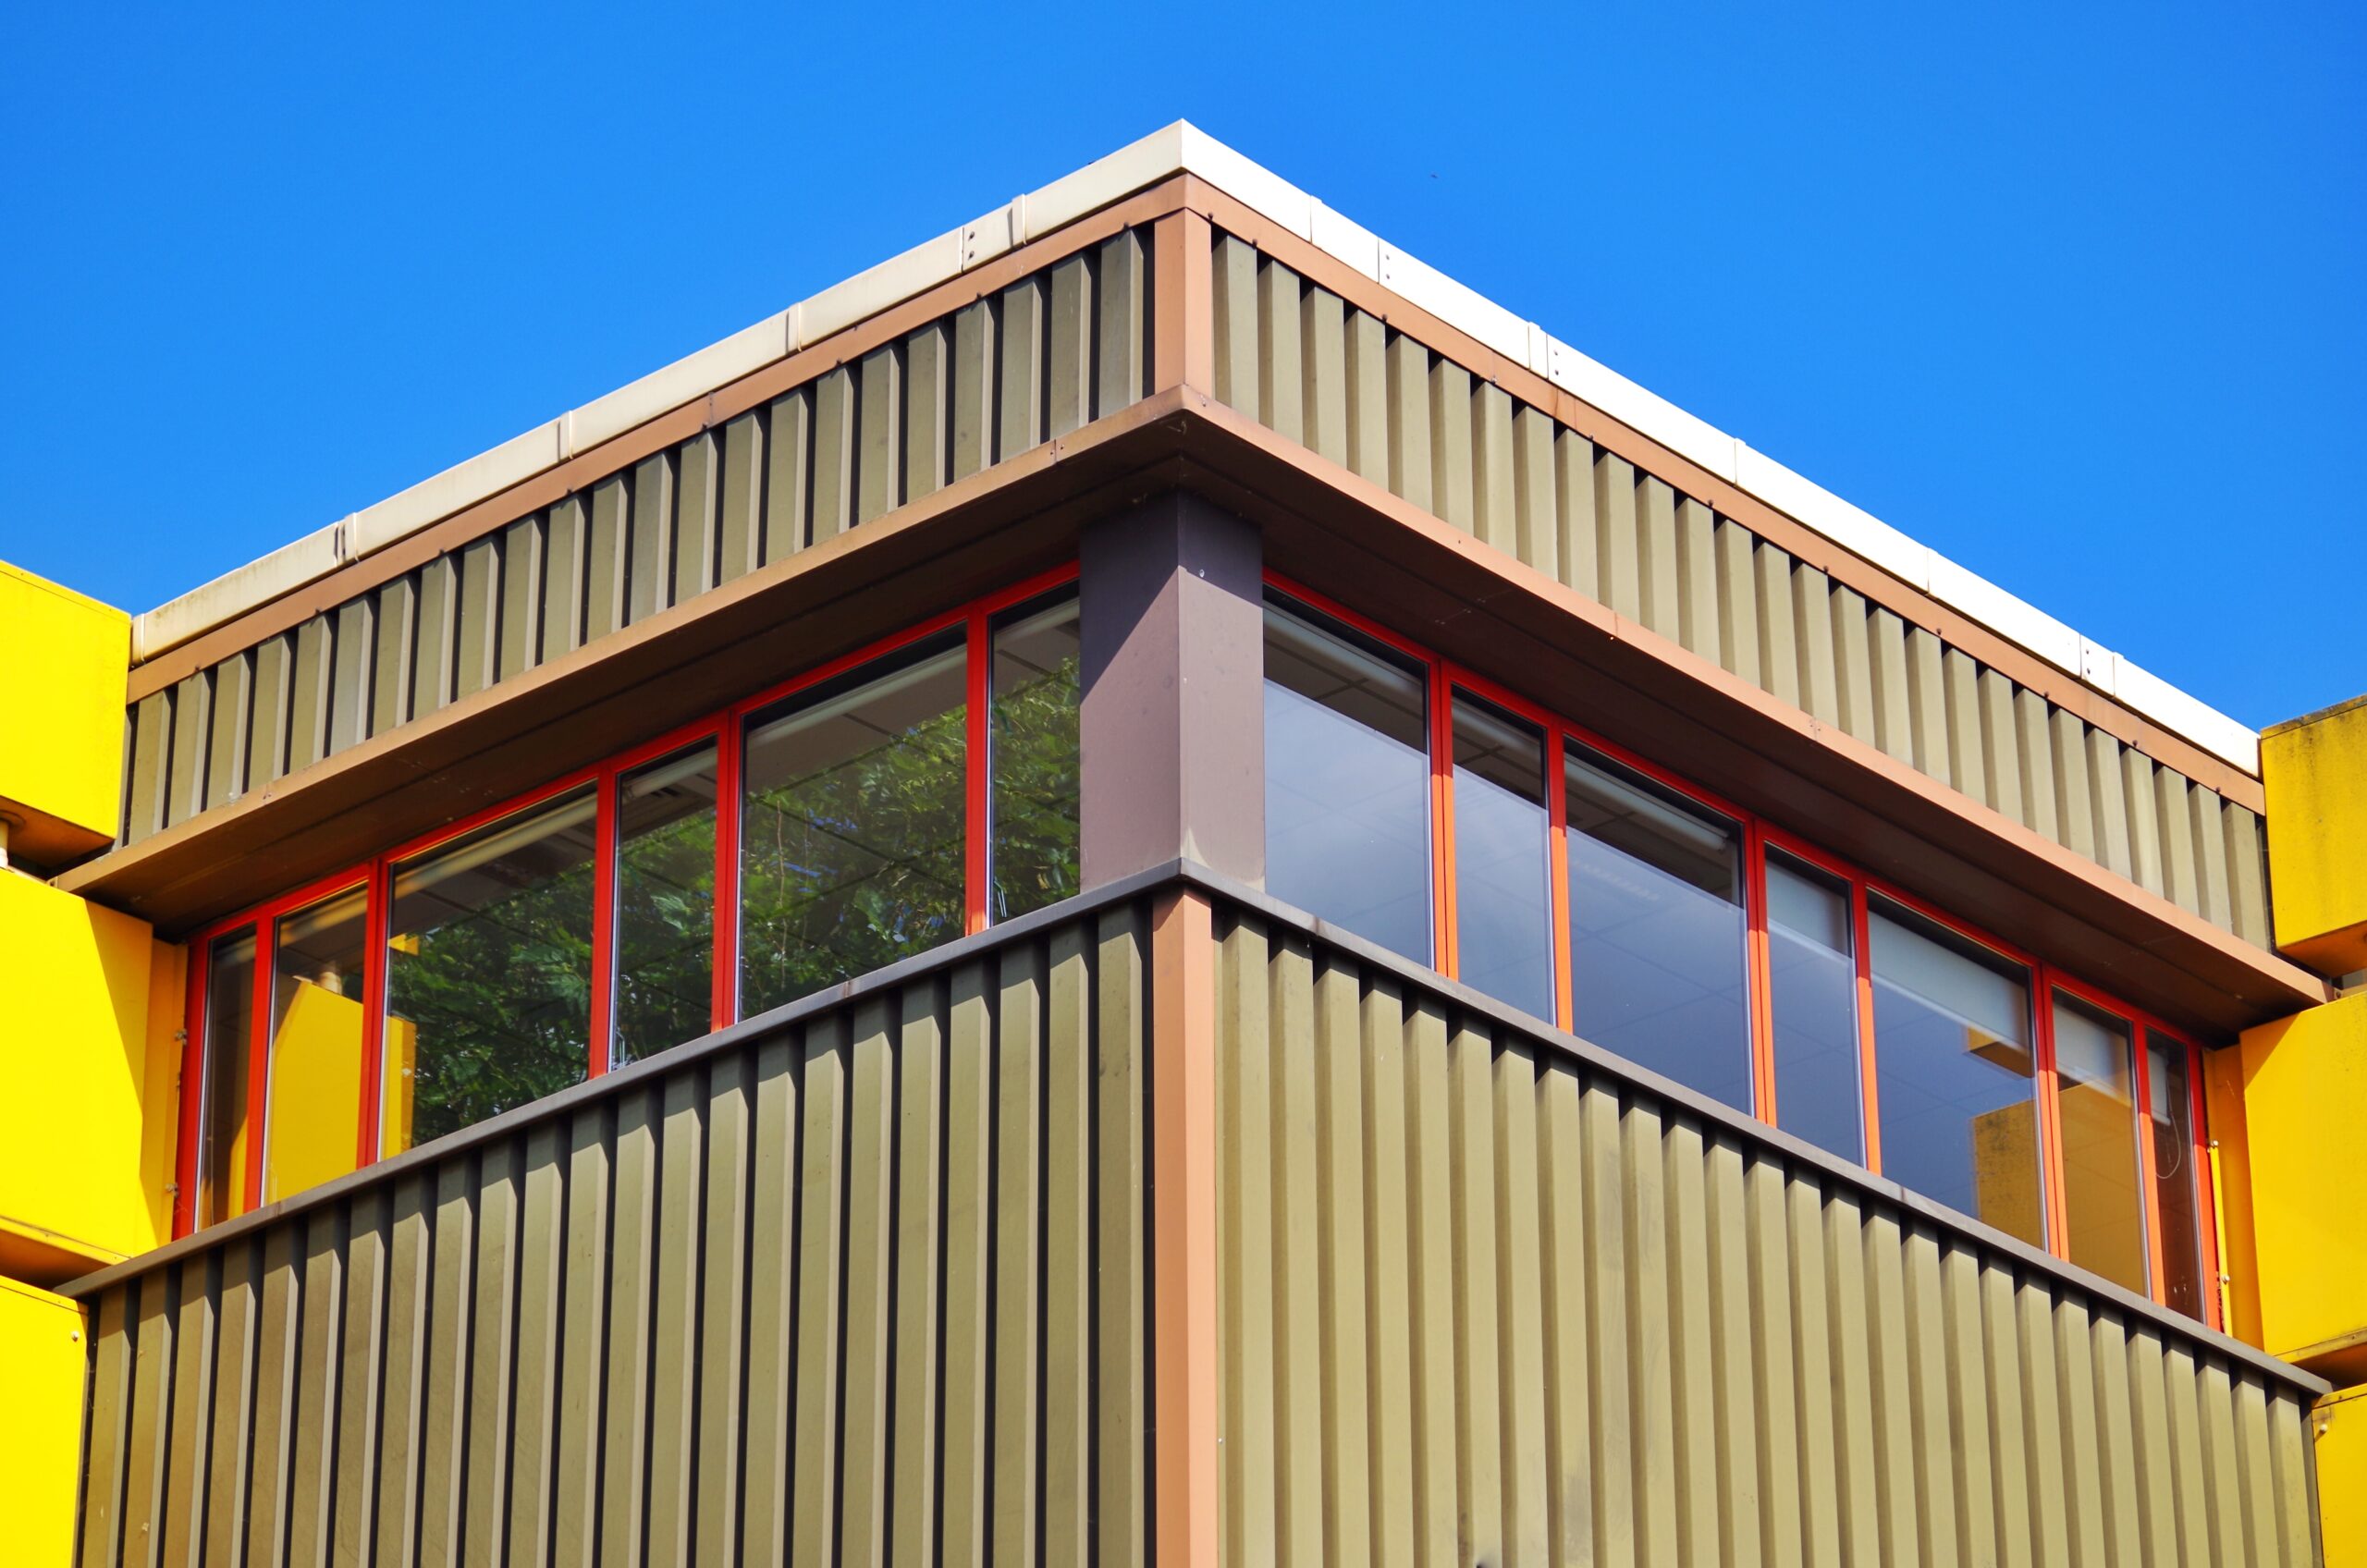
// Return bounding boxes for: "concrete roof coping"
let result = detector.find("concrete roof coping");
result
[133,122,2263,776]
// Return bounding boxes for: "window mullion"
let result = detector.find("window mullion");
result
[590,768,619,1078]
[1852,881,1882,1176]
[244,914,274,1217]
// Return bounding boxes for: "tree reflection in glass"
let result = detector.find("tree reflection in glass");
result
[991,593,1082,924]
[386,787,597,1154]
[614,741,718,1064]
[740,640,967,1018]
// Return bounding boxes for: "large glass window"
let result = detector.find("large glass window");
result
[2149,1039,2207,1317]
[1451,693,1553,1021]
[990,593,1083,923]
[1565,743,1751,1111]
[198,930,256,1227]
[264,888,368,1204]
[2053,993,2148,1293]
[740,639,968,1018]
[385,787,597,1155]
[1870,901,2043,1246]
[1263,600,1431,963]
[614,741,718,1065]
[1766,851,1863,1161]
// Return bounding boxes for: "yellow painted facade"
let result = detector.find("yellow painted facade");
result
[2233,991,2367,1368]
[0,872,178,1280]
[0,1279,88,1568]
[2319,1384,2367,1564]
[0,562,129,864]
[2263,694,2367,974]
[2212,689,2367,1558]
[0,562,180,1563]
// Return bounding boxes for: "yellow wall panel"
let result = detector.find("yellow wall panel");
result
[2236,990,2367,1371]
[262,979,363,1202]
[0,872,166,1280]
[0,560,129,858]
[2263,693,2367,974]
[0,1278,86,1567]
[2320,1382,2365,1565]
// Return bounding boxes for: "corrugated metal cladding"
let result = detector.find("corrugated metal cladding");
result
[75,908,1150,1568]
[118,230,1153,847]
[1208,232,2273,949]
[1213,908,2322,1568]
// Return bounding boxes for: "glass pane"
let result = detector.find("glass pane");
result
[614,742,718,1065]
[386,788,597,1154]
[2149,1039,2207,1317]
[991,594,1082,923]
[1767,852,1863,1161]
[741,641,967,1017]
[1451,692,1552,1021]
[264,888,367,1204]
[199,930,256,1227]
[2054,993,2148,1293]
[1263,601,1430,963]
[1870,901,2042,1244]
[1565,743,1750,1111]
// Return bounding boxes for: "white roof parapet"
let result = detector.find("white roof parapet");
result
[133,125,2261,776]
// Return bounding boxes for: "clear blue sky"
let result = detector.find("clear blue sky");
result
[4,4,2358,727]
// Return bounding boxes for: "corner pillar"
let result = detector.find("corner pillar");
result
[1078,491,1263,888]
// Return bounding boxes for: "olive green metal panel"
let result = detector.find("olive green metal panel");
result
[80,1285,132,1568]
[1047,253,1092,440]
[1098,229,1147,421]
[116,227,1162,849]
[202,651,249,811]
[810,366,856,548]
[1208,904,2324,1568]
[763,387,813,565]
[411,555,456,722]
[541,501,586,665]
[325,597,375,757]
[584,477,629,643]
[73,905,1151,1567]
[163,668,210,828]
[157,1257,215,1568]
[497,515,544,683]
[1206,227,2273,945]
[673,431,719,605]
[717,410,766,584]
[997,276,1046,461]
[853,345,901,527]
[950,300,996,485]
[372,576,418,739]
[247,633,291,798]
[903,323,948,508]
[626,451,676,625]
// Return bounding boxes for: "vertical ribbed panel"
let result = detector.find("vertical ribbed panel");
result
[75,905,1149,1568]
[121,238,1151,846]
[1207,228,2273,946]
[1211,907,2323,1568]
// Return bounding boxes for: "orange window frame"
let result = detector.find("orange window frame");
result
[1264,570,2222,1329]
[176,564,1077,1239]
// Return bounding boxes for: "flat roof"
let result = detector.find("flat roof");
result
[131,123,2262,776]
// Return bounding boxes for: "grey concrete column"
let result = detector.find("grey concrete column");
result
[1079,491,1264,888]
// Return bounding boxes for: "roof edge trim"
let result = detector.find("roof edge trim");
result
[131,122,2261,774]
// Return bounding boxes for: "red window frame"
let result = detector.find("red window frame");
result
[1266,570,2223,1327]
[177,564,1077,1238]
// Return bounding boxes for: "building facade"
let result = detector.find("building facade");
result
[1,125,2357,1563]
